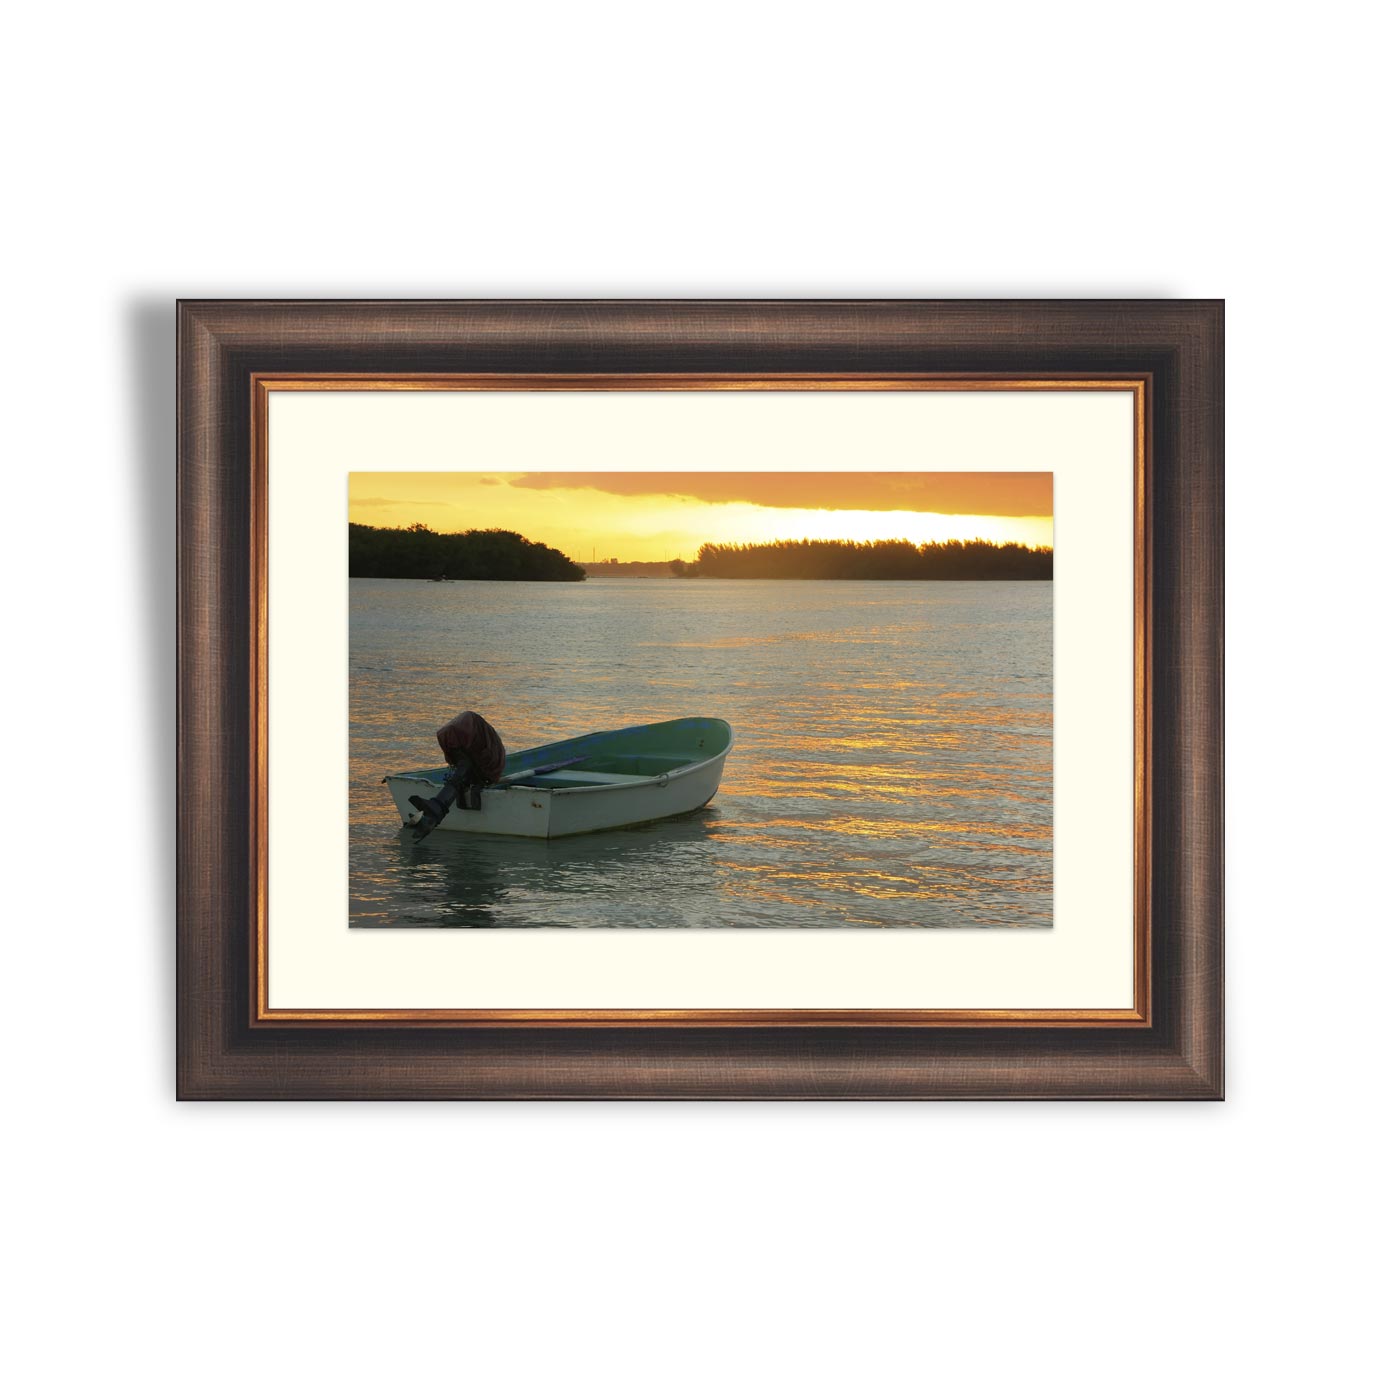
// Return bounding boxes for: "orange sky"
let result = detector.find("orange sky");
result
[349,472,1053,560]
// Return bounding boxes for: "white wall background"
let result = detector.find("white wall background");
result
[6,3,1393,1397]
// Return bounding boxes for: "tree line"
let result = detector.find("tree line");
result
[349,523,586,581]
[350,524,1050,583]
[691,538,1053,580]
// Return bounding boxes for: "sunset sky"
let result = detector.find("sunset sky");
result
[349,472,1053,561]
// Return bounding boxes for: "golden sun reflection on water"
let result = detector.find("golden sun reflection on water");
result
[350,577,1054,928]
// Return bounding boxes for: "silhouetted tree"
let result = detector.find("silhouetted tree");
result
[692,537,1052,580]
[349,523,585,581]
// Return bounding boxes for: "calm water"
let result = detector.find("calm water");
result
[349,577,1051,928]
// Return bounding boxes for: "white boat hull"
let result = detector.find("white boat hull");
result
[384,720,731,839]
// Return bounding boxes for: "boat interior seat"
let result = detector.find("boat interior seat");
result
[517,755,703,786]
[514,769,620,787]
[600,751,705,773]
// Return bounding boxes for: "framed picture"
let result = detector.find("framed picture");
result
[178,299,1222,1099]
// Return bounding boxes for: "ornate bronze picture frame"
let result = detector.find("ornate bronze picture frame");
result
[178,299,1222,1098]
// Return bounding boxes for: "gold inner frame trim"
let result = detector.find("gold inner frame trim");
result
[250,372,1151,1030]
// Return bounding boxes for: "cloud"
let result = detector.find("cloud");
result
[349,496,449,509]
[505,472,1051,517]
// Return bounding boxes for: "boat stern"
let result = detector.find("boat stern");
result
[384,772,554,839]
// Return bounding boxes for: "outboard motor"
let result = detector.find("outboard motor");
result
[408,709,507,841]
[408,760,482,842]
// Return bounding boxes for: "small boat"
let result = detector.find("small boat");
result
[384,716,733,839]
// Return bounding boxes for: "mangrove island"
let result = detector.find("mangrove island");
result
[350,523,586,581]
[689,538,1052,580]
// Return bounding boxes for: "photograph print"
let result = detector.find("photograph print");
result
[348,471,1053,930]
